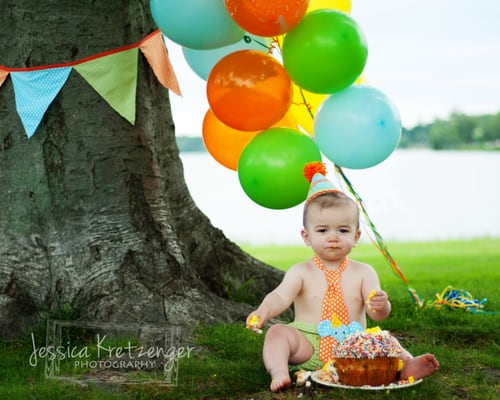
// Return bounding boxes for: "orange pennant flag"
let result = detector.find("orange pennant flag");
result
[0,68,9,88]
[139,30,182,96]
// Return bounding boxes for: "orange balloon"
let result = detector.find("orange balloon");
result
[202,109,259,170]
[207,50,292,131]
[202,107,298,170]
[225,0,309,37]
[307,0,352,14]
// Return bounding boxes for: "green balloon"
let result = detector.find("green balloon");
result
[282,10,368,94]
[238,127,322,209]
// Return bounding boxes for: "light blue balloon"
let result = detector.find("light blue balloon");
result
[150,0,244,50]
[183,34,272,80]
[314,85,402,169]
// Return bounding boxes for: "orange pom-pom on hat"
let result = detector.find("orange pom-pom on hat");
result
[303,161,341,202]
[303,161,327,183]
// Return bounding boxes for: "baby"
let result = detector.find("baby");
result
[247,163,439,391]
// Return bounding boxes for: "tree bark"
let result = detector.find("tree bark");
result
[0,0,284,338]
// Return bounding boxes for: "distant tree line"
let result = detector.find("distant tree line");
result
[401,112,500,150]
[176,112,500,152]
[175,136,206,152]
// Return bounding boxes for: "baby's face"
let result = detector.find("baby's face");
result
[302,203,360,260]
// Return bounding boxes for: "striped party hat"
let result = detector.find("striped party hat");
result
[303,162,341,202]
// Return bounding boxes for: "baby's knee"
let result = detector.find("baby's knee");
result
[266,324,303,346]
[266,323,290,338]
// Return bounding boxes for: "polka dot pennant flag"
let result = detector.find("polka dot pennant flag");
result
[0,68,8,88]
[10,67,72,138]
[74,48,138,125]
[139,30,181,96]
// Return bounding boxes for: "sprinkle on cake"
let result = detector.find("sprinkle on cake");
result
[333,330,403,359]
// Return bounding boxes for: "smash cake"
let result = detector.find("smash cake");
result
[331,330,403,386]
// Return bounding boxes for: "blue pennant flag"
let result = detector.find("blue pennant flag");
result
[11,67,72,137]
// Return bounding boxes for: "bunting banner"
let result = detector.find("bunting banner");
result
[0,30,181,138]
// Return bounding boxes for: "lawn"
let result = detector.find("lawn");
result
[0,239,498,399]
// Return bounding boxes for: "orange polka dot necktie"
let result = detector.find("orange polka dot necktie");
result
[314,255,350,363]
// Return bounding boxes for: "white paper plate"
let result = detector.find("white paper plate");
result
[311,370,423,391]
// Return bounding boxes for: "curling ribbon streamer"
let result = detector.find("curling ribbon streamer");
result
[428,286,497,314]
[0,30,181,138]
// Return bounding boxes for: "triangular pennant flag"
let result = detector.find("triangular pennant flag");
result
[74,48,138,124]
[139,31,182,96]
[0,69,9,88]
[10,67,72,137]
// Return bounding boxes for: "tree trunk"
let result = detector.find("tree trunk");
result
[0,0,284,338]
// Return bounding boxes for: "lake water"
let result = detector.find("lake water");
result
[180,150,500,245]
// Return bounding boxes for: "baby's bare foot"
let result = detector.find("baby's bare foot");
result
[270,370,291,392]
[401,354,439,380]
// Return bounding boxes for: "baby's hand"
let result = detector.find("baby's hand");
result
[366,290,388,312]
[246,314,263,334]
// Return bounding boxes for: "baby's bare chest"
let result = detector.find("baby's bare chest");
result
[300,271,363,304]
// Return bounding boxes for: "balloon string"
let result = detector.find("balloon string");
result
[244,35,273,51]
[334,165,424,307]
[270,38,314,121]
[271,36,282,52]
[299,88,315,120]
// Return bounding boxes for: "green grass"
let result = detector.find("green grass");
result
[1,239,499,399]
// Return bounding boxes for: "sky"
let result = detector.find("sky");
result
[165,0,500,136]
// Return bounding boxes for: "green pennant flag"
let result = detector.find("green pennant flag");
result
[74,48,138,124]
